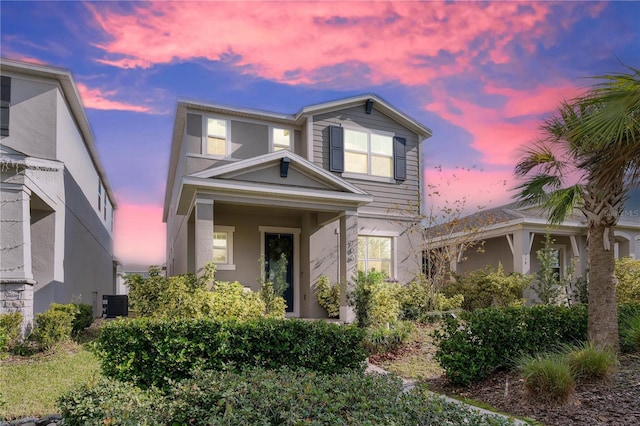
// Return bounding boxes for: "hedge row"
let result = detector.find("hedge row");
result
[433,305,589,386]
[59,368,515,426]
[434,304,640,386]
[95,318,367,388]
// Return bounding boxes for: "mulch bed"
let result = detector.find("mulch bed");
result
[422,352,640,426]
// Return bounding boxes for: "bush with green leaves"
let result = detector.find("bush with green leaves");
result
[398,277,464,321]
[60,368,515,425]
[363,320,415,354]
[206,280,267,320]
[442,264,531,311]
[433,305,589,386]
[31,309,74,349]
[50,303,93,334]
[615,257,640,304]
[350,270,400,327]
[315,275,340,318]
[95,317,367,388]
[0,311,23,353]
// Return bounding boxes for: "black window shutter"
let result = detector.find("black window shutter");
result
[329,125,344,172]
[0,76,10,137]
[393,136,406,181]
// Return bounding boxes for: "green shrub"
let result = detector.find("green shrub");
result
[206,280,267,320]
[31,309,73,349]
[616,257,640,304]
[50,303,93,334]
[60,368,515,425]
[443,264,531,311]
[517,353,575,403]
[350,270,400,328]
[58,376,161,425]
[315,276,340,318]
[363,321,415,354]
[258,254,289,318]
[0,311,23,352]
[565,342,618,381]
[125,266,167,316]
[95,317,367,388]
[433,305,588,386]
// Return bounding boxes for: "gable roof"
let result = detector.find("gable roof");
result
[164,93,431,218]
[0,58,117,208]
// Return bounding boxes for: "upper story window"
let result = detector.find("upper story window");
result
[272,127,291,152]
[205,117,229,157]
[98,181,102,211]
[330,125,405,181]
[344,129,393,178]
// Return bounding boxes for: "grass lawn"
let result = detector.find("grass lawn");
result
[373,322,444,380]
[0,342,101,420]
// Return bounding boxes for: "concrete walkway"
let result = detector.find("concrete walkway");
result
[365,362,531,425]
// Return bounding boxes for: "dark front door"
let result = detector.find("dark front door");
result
[265,233,294,313]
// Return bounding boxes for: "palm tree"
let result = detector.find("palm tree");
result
[514,66,640,350]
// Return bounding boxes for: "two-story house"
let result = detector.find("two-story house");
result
[164,95,432,321]
[0,59,118,332]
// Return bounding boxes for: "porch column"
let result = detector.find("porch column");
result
[339,211,358,323]
[512,230,533,275]
[0,184,35,335]
[194,198,214,277]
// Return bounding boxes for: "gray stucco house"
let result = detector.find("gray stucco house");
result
[0,59,117,331]
[164,95,432,321]
[426,201,640,292]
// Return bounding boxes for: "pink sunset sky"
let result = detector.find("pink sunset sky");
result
[2,1,638,265]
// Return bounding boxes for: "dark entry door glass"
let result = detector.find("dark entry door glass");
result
[265,233,294,313]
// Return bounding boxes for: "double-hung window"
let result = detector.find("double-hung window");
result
[357,235,393,277]
[272,127,291,151]
[344,129,393,178]
[205,117,228,156]
[213,226,235,270]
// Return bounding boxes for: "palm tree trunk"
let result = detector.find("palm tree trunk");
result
[587,224,619,350]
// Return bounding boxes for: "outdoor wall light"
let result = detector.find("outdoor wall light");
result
[365,98,374,114]
[280,157,291,178]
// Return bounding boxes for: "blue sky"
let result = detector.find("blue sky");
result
[2,1,639,264]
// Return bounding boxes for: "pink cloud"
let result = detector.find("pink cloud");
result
[114,202,166,265]
[425,81,582,167]
[86,1,577,87]
[76,82,152,112]
[424,166,514,216]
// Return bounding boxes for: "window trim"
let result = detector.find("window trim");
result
[357,231,398,280]
[343,127,394,179]
[213,225,236,270]
[270,126,293,152]
[202,116,231,158]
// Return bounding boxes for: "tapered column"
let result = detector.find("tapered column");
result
[512,230,533,275]
[339,211,358,323]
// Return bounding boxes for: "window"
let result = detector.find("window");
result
[213,226,235,270]
[98,181,102,211]
[103,194,107,221]
[357,236,392,277]
[1,76,10,137]
[272,127,291,151]
[344,129,393,178]
[205,117,228,156]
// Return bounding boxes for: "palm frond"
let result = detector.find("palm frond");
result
[513,174,562,207]
[514,142,566,178]
[546,185,584,224]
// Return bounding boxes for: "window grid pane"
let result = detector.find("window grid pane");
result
[345,129,368,152]
[213,232,228,263]
[273,128,291,150]
[357,236,392,276]
[208,118,226,138]
[345,151,368,174]
[371,155,393,177]
[207,137,226,156]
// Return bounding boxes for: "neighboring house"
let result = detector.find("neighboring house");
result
[426,201,640,288]
[0,59,118,332]
[164,95,432,321]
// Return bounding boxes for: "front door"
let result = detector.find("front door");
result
[264,233,294,313]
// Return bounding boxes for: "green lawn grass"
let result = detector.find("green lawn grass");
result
[0,342,101,420]
[377,323,444,380]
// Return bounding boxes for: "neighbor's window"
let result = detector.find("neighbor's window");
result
[98,181,102,211]
[344,129,393,178]
[357,235,392,276]
[272,127,291,151]
[213,226,235,269]
[206,118,228,156]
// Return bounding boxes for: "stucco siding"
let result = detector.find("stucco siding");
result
[312,105,420,216]
[231,120,269,159]
[2,76,57,159]
[457,236,513,274]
